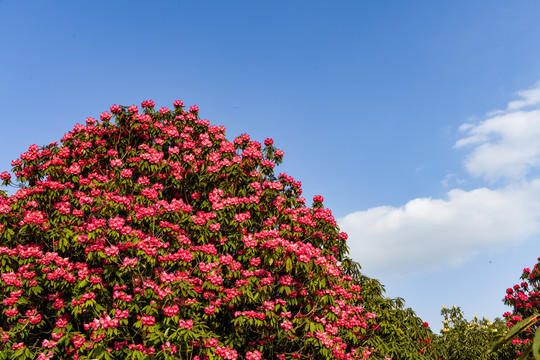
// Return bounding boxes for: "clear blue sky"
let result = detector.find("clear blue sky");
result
[2,0,540,332]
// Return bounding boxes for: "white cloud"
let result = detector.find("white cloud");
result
[340,180,540,277]
[456,109,540,182]
[507,86,540,111]
[441,172,465,188]
[456,84,540,182]
[341,83,540,278]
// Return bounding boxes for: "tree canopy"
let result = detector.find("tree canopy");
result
[0,100,397,360]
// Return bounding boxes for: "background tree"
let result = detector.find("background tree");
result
[435,305,515,360]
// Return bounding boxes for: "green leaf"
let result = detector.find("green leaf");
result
[10,349,23,360]
[533,327,540,360]
[286,258,292,273]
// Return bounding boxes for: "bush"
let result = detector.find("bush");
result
[0,100,388,359]
[436,305,515,360]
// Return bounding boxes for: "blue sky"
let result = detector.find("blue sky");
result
[2,0,540,332]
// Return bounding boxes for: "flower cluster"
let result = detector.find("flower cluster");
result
[498,259,540,356]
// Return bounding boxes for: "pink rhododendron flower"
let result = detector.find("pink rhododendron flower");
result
[100,112,111,121]
[141,315,155,327]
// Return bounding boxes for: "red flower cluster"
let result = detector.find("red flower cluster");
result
[501,258,540,352]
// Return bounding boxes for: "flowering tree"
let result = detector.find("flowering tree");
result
[0,101,386,359]
[490,259,540,359]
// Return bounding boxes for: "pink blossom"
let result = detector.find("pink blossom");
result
[42,339,57,348]
[115,309,129,319]
[279,275,293,286]
[260,159,275,168]
[216,346,238,360]
[242,234,257,248]
[246,350,262,360]
[179,318,194,329]
[141,315,155,327]
[71,334,85,348]
[159,303,177,317]
[162,342,178,354]
[110,158,123,168]
[5,307,18,317]
[29,313,42,324]
[141,100,155,108]
[104,246,119,257]
[121,168,133,178]
[109,216,126,230]
[122,257,138,268]
[66,163,81,174]
[274,149,284,158]
[56,315,69,328]
[37,352,54,360]
[204,304,216,315]
[137,176,150,185]
[100,112,112,121]
[281,320,293,331]
[0,172,11,180]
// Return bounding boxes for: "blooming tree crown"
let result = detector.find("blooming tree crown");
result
[0,101,378,359]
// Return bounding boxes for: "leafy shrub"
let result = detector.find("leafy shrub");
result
[0,100,388,359]
[436,305,515,360]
